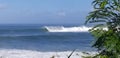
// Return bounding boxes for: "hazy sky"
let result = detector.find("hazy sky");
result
[0,0,93,24]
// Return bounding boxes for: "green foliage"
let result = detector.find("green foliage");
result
[86,0,120,58]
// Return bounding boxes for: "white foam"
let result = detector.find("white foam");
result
[0,49,97,58]
[44,26,92,32]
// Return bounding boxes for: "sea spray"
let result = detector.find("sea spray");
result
[44,26,92,32]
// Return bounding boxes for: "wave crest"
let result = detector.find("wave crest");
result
[44,26,92,32]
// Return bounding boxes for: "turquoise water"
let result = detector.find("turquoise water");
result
[0,24,94,52]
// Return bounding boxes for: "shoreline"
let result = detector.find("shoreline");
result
[0,49,97,58]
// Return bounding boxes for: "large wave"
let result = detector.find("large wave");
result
[44,26,92,32]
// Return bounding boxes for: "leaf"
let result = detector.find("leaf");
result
[100,0,107,9]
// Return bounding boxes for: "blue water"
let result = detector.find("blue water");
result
[0,24,94,52]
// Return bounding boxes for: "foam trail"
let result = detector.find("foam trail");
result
[44,26,92,32]
[0,49,97,58]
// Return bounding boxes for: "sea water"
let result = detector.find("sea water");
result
[0,24,96,58]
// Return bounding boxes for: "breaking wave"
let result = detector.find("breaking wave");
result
[44,26,92,32]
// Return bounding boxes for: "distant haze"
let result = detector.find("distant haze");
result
[0,0,93,24]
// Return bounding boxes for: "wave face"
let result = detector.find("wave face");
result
[44,26,92,32]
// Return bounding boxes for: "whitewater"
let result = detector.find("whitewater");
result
[0,49,97,58]
[44,26,92,32]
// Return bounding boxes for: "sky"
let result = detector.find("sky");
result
[0,0,93,24]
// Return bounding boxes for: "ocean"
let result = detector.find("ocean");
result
[0,25,93,51]
[0,24,96,58]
